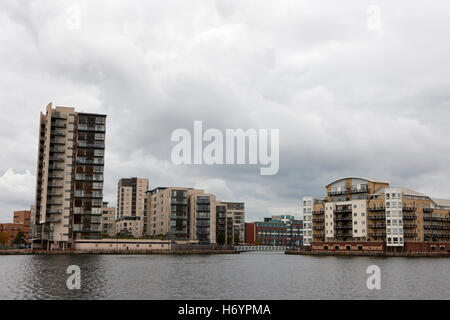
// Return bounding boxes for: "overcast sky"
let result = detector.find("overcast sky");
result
[1,0,450,223]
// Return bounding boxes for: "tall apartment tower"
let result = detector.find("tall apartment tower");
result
[32,103,106,250]
[116,177,148,236]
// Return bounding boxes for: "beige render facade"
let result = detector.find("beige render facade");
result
[116,177,148,237]
[144,187,244,244]
[302,177,450,251]
[32,103,106,250]
[223,202,245,244]
[189,192,216,244]
[101,202,116,237]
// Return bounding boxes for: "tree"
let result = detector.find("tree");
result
[217,231,225,246]
[254,239,260,246]
[13,231,26,245]
[0,232,10,246]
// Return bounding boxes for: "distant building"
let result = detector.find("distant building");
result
[223,202,245,245]
[116,177,148,237]
[245,215,303,247]
[215,202,227,245]
[101,202,116,237]
[143,187,244,244]
[115,216,141,238]
[0,210,31,246]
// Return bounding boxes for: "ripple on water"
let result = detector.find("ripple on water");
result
[0,253,449,300]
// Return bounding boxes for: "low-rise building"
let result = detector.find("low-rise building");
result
[73,239,171,251]
[245,215,303,247]
[0,210,31,246]
[116,216,142,237]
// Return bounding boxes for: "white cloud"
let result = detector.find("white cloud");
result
[1,1,450,221]
[0,168,35,222]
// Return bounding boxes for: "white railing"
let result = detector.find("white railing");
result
[234,245,288,252]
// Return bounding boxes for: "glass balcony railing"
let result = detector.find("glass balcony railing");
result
[77,141,105,148]
[77,124,105,132]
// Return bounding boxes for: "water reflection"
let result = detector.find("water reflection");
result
[0,253,448,300]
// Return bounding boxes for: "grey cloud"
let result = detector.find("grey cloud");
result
[1,0,450,222]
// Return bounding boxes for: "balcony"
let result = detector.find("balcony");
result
[368,207,385,212]
[52,114,67,120]
[313,218,324,223]
[404,232,418,237]
[328,189,349,196]
[77,141,105,149]
[368,223,386,229]
[49,156,64,162]
[75,174,103,182]
[47,209,62,214]
[423,208,434,213]
[334,216,352,222]
[74,208,100,215]
[313,226,324,230]
[52,121,66,128]
[49,165,64,171]
[47,192,63,196]
[334,208,352,214]
[171,198,188,205]
[48,174,64,179]
[74,190,103,198]
[369,214,386,220]
[403,223,417,229]
[312,211,324,215]
[72,224,101,233]
[171,213,188,220]
[76,157,104,165]
[403,214,417,220]
[51,130,66,137]
[48,183,63,188]
[50,139,65,145]
[47,201,63,205]
[51,147,66,154]
[77,124,105,132]
[349,185,369,194]
[402,207,417,212]
[368,232,386,237]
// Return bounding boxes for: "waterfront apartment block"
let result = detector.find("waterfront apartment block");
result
[245,215,303,247]
[143,187,244,244]
[101,202,116,237]
[116,177,148,236]
[223,202,245,244]
[302,177,450,252]
[32,103,106,250]
[189,192,217,244]
[0,210,31,247]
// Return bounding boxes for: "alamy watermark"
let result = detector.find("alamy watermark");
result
[66,265,81,290]
[171,121,279,175]
[366,265,381,290]
[366,5,382,31]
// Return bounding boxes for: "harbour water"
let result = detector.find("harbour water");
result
[0,252,448,299]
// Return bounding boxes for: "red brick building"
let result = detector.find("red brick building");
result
[245,215,303,247]
[0,210,31,247]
